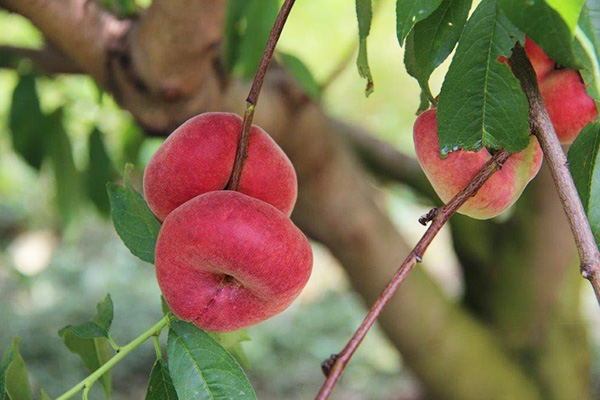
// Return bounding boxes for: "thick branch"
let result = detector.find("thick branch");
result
[0,45,81,74]
[316,150,512,399]
[510,44,600,303]
[343,124,436,199]
[0,0,129,84]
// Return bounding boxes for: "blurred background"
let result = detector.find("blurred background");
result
[1,0,600,399]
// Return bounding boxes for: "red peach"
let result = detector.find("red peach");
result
[539,69,598,144]
[523,38,554,80]
[155,190,313,332]
[413,109,543,219]
[143,112,297,220]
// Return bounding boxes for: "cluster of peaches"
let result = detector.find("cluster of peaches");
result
[143,113,313,332]
[414,39,598,219]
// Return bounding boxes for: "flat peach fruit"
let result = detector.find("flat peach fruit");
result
[143,112,298,220]
[413,108,543,219]
[155,191,313,332]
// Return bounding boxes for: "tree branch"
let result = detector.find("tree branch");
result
[509,44,600,304]
[342,123,436,199]
[0,45,82,74]
[0,0,129,84]
[315,150,512,399]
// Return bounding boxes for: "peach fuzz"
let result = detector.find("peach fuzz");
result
[155,191,313,332]
[413,109,543,219]
[143,112,298,220]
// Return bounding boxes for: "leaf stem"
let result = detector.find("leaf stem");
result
[106,336,120,353]
[153,333,163,360]
[55,316,169,400]
[575,25,600,99]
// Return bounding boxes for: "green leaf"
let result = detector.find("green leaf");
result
[145,359,178,400]
[278,52,321,99]
[107,164,161,264]
[121,122,144,167]
[404,0,472,95]
[498,0,583,67]
[40,389,52,400]
[0,343,15,396]
[167,321,256,400]
[161,296,172,316]
[568,122,600,248]
[417,90,431,115]
[87,129,115,216]
[223,0,250,72]
[9,73,45,169]
[437,0,529,155]
[1,338,32,400]
[396,0,443,45]
[207,330,252,369]
[236,0,280,80]
[576,6,600,104]
[547,0,586,31]
[356,0,374,96]
[588,0,600,43]
[60,336,111,399]
[45,109,81,228]
[58,295,114,399]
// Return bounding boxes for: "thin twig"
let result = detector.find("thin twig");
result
[315,150,511,399]
[226,0,297,190]
[509,44,600,305]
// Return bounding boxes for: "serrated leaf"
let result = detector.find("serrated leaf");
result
[404,0,471,95]
[9,73,45,169]
[498,0,582,68]
[45,109,81,228]
[438,0,529,155]
[145,359,178,400]
[1,338,32,400]
[167,321,256,400]
[87,129,115,216]
[58,295,113,399]
[568,122,600,248]
[207,330,252,369]
[356,0,374,96]
[278,52,321,99]
[237,0,280,80]
[396,0,443,45]
[108,165,161,264]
